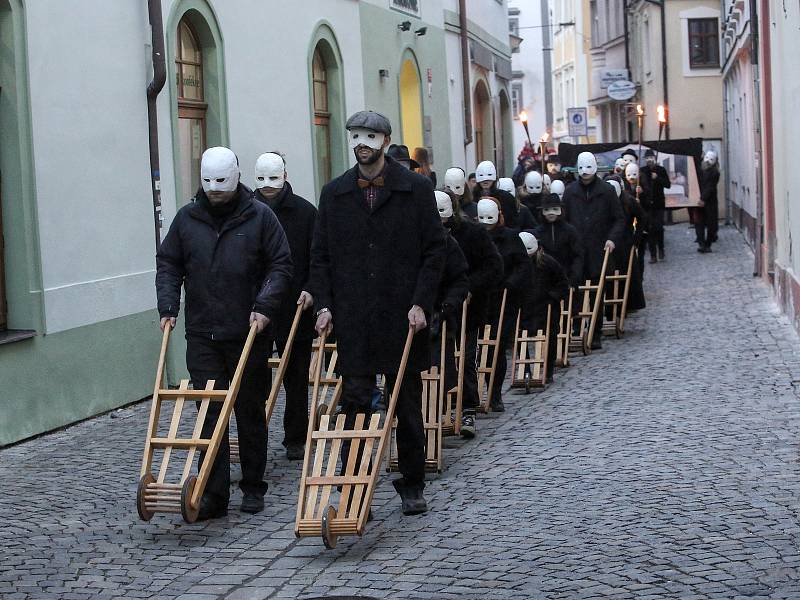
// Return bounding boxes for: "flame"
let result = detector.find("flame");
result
[636,104,644,116]
[657,105,667,123]
[519,111,528,123]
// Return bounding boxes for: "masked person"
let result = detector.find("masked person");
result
[534,193,583,290]
[309,111,446,516]
[252,152,317,461]
[613,170,647,311]
[520,170,544,224]
[550,179,565,201]
[474,160,519,228]
[499,176,536,231]
[621,149,638,166]
[156,147,293,520]
[640,149,671,262]
[696,150,721,253]
[431,191,470,418]
[445,167,477,221]
[478,198,530,411]
[441,190,503,437]
[613,157,626,176]
[562,152,625,350]
[519,232,569,383]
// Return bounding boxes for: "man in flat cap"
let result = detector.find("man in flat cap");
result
[309,110,446,515]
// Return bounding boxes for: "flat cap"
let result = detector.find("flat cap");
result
[345,110,392,135]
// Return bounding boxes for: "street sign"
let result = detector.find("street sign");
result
[607,80,637,101]
[567,107,588,137]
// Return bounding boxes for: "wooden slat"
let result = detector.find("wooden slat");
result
[181,380,215,484]
[157,389,228,399]
[150,438,210,449]
[316,413,348,519]
[157,380,189,483]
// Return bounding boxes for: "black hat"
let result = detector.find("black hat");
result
[644,148,656,158]
[546,153,561,164]
[621,148,638,159]
[345,110,392,135]
[541,193,563,209]
[386,144,420,169]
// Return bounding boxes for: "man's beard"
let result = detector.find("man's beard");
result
[354,146,382,165]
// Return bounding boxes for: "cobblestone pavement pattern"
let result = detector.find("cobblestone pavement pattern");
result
[3,226,800,599]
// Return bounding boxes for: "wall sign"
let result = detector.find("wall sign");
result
[607,80,637,101]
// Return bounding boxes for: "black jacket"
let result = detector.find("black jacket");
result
[156,185,293,341]
[460,200,478,222]
[522,253,570,323]
[309,156,447,376]
[640,164,671,210]
[533,219,584,288]
[489,225,530,304]
[563,177,625,279]
[432,234,470,336]
[519,189,543,224]
[620,184,648,248]
[449,218,503,326]
[518,204,537,232]
[700,165,720,204]
[253,183,317,341]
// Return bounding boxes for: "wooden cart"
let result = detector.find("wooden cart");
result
[137,322,258,523]
[555,289,574,368]
[231,304,304,463]
[295,327,415,549]
[569,248,611,356]
[602,246,635,339]
[442,298,469,437]
[510,305,552,392]
[475,289,507,414]
[389,321,447,474]
[307,335,343,428]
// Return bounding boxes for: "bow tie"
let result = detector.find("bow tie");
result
[357,177,384,189]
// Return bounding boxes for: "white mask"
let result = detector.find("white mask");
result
[625,163,639,184]
[550,180,565,199]
[348,127,386,150]
[435,190,454,219]
[576,152,597,180]
[543,174,551,190]
[519,231,538,256]
[614,158,626,173]
[524,171,543,194]
[477,198,499,226]
[703,150,718,165]
[201,146,239,193]
[622,153,636,166]
[542,206,562,218]
[607,180,622,198]
[254,153,286,190]
[475,161,497,183]
[444,167,466,195]
[497,177,515,195]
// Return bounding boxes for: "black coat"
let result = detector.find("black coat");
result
[253,183,317,342]
[449,218,503,327]
[519,190,543,224]
[533,219,584,288]
[563,177,625,279]
[700,165,720,204]
[309,156,447,376]
[473,185,519,228]
[640,164,671,210]
[518,204,537,232]
[521,253,570,324]
[432,234,470,336]
[488,225,530,307]
[621,182,648,245]
[156,185,293,341]
[460,200,478,222]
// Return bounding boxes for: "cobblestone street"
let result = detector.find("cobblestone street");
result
[3,226,800,599]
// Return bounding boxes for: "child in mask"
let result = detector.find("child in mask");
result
[533,194,584,289]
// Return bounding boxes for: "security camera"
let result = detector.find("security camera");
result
[398,21,411,31]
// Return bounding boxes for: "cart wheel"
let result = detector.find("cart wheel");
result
[321,505,338,549]
[136,473,155,521]
[180,476,200,524]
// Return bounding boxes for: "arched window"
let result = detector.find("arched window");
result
[312,47,332,186]
[176,19,206,199]
[474,80,493,163]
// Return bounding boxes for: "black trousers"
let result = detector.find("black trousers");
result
[491,301,519,403]
[187,334,271,504]
[339,373,425,489]
[275,336,312,447]
[647,208,665,256]
[695,200,719,246]
[461,326,480,411]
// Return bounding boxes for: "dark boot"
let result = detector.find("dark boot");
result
[240,492,264,514]
[392,479,428,516]
[197,495,228,521]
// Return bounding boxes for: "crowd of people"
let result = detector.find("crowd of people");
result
[154,109,722,523]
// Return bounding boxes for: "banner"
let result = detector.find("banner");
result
[558,138,704,208]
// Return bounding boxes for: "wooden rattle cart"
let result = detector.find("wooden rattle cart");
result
[555,289,574,368]
[510,305,552,392]
[569,248,610,356]
[477,289,508,413]
[295,327,415,549]
[602,246,635,339]
[442,298,469,437]
[137,322,258,523]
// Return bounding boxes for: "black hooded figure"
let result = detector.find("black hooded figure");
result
[533,194,584,288]
[640,149,671,261]
[612,174,647,312]
[696,151,721,252]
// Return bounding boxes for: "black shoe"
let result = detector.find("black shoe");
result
[240,492,264,514]
[286,444,305,461]
[392,479,428,516]
[490,398,505,413]
[197,495,228,521]
[697,246,705,253]
[705,245,713,253]
[460,412,476,439]
[591,338,602,350]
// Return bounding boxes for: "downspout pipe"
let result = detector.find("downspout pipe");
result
[147,0,167,250]
[458,0,473,148]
